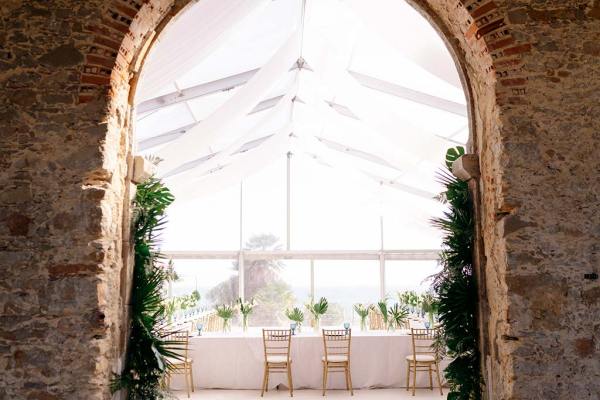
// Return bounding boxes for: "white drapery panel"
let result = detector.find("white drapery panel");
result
[164,89,296,183]
[168,123,294,202]
[136,0,271,102]
[156,30,302,176]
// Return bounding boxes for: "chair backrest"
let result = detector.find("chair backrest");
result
[262,329,292,362]
[194,311,220,332]
[410,327,439,361]
[322,329,351,362]
[166,329,189,360]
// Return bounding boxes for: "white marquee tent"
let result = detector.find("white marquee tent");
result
[133,0,471,315]
[134,0,467,266]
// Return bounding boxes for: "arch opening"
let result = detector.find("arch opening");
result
[126,0,486,397]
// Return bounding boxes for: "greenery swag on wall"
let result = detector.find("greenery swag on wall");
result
[112,177,180,399]
[431,146,483,399]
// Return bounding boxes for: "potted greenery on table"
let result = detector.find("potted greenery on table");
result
[306,297,328,332]
[353,303,373,331]
[237,297,255,332]
[285,307,305,333]
[215,304,235,332]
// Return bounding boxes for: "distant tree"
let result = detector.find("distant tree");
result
[252,281,296,326]
[207,234,295,325]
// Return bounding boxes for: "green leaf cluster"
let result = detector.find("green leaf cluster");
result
[353,303,373,319]
[237,297,256,317]
[305,297,329,319]
[111,177,179,399]
[431,147,482,399]
[377,299,389,325]
[388,303,409,327]
[216,304,236,320]
[285,306,305,323]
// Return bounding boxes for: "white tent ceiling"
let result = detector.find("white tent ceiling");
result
[135,0,467,206]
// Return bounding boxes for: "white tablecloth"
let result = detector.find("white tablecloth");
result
[170,330,447,390]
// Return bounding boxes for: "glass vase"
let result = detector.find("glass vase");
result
[222,318,231,333]
[314,317,320,333]
[242,315,249,332]
[360,317,368,332]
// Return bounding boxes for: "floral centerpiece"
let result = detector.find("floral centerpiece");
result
[215,304,235,332]
[353,303,373,331]
[237,297,255,332]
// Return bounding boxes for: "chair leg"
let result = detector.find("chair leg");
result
[405,360,410,390]
[322,362,328,396]
[429,364,433,390]
[184,365,190,398]
[434,362,444,396]
[412,361,417,396]
[265,367,269,392]
[261,364,267,397]
[347,364,354,396]
[189,362,195,392]
[287,364,294,397]
[344,366,349,390]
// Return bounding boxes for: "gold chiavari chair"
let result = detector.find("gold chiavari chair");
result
[165,330,195,398]
[261,329,293,397]
[406,327,443,396]
[321,329,353,396]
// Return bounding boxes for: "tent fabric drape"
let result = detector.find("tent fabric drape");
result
[156,29,302,176]
[136,0,271,102]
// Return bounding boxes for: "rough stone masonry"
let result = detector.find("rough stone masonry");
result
[0,0,599,399]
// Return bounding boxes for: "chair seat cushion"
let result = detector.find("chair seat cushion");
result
[266,355,288,363]
[323,355,348,362]
[405,354,436,362]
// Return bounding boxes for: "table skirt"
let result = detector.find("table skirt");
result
[169,331,447,390]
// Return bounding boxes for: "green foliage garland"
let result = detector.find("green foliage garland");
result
[111,178,178,399]
[431,147,482,399]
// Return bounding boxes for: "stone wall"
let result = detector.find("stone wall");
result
[0,0,598,399]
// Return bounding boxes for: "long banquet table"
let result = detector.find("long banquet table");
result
[169,330,448,391]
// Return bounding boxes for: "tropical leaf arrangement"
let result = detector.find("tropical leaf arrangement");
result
[388,303,409,329]
[431,146,482,399]
[111,177,179,399]
[305,297,328,329]
[306,297,329,318]
[377,299,390,327]
[285,307,305,323]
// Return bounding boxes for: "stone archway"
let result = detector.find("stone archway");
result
[1,1,599,399]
